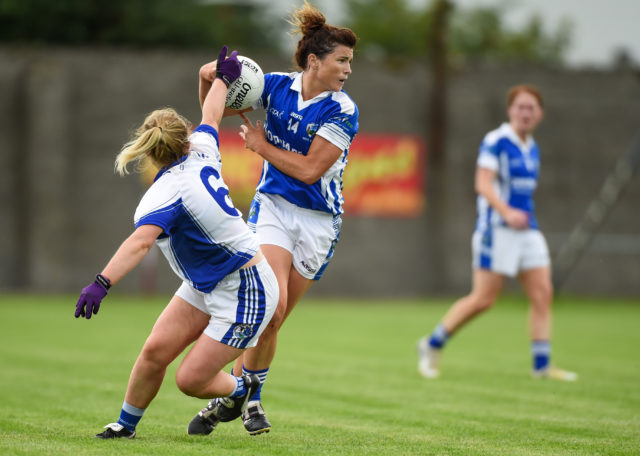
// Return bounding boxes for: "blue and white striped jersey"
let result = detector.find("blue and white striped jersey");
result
[253,72,359,216]
[475,122,541,231]
[134,125,259,293]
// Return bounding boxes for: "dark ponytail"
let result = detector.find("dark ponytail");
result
[290,1,357,70]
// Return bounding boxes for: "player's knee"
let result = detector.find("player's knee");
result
[139,340,172,371]
[531,284,553,311]
[262,315,284,340]
[540,289,553,308]
[175,369,205,397]
[176,378,199,397]
[258,287,289,340]
[268,296,287,330]
[175,371,191,395]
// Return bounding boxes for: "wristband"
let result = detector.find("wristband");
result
[95,273,111,290]
[215,73,232,88]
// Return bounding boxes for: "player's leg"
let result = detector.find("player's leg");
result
[283,266,313,319]
[240,210,331,434]
[518,229,577,381]
[419,227,519,378]
[231,245,312,433]
[240,274,311,434]
[96,295,209,438]
[236,244,294,371]
[418,268,504,378]
[178,331,263,432]
[237,251,312,371]
[187,259,279,435]
[442,268,505,332]
[519,265,577,381]
[175,334,244,398]
[519,265,553,343]
[182,338,263,435]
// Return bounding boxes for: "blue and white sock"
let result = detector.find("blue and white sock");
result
[532,340,551,372]
[117,401,145,432]
[242,365,269,402]
[428,323,450,349]
[229,375,246,398]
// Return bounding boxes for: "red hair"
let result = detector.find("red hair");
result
[507,84,544,108]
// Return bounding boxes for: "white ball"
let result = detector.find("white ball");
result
[225,56,265,110]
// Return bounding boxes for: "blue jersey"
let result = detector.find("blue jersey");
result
[475,122,541,231]
[134,125,259,293]
[253,72,359,215]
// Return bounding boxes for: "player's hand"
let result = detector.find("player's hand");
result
[75,274,110,319]
[215,45,241,88]
[199,61,218,82]
[239,113,266,153]
[503,207,529,230]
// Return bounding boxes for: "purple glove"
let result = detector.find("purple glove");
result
[215,45,241,87]
[75,274,110,319]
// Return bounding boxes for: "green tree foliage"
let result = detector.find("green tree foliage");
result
[342,0,431,60]
[449,5,571,64]
[345,0,572,65]
[0,0,279,52]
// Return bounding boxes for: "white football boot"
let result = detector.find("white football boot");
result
[417,337,441,379]
[532,366,578,382]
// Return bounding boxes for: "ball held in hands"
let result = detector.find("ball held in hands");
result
[225,55,265,110]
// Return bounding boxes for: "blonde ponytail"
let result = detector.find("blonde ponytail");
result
[115,108,191,176]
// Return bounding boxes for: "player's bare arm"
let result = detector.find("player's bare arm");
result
[198,61,217,108]
[475,166,529,229]
[101,224,163,285]
[200,46,242,129]
[239,113,342,184]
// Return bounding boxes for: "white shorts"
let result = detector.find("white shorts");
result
[175,258,278,348]
[247,192,341,280]
[472,226,550,277]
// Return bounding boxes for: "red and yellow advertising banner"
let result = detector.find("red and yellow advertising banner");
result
[343,134,425,217]
[218,131,426,218]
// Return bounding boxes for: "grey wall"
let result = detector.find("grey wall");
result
[1,47,639,297]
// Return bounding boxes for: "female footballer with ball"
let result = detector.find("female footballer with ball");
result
[417,85,577,382]
[74,46,278,439]
[188,1,358,436]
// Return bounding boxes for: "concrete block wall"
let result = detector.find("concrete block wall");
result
[1,48,638,297]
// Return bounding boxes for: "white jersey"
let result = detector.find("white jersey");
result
[253,72,359,216]
[134,125,259,293]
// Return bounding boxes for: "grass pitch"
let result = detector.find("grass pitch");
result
[0,293,638,455]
